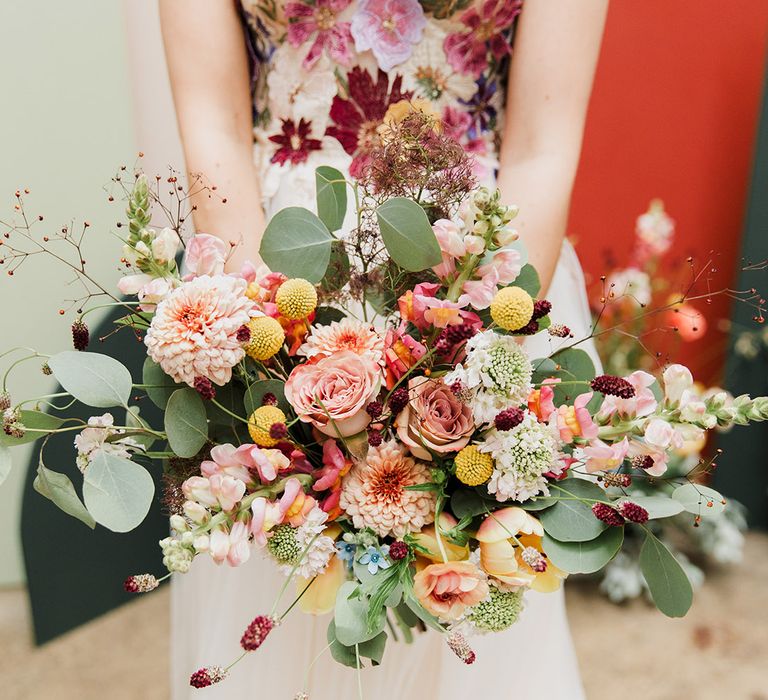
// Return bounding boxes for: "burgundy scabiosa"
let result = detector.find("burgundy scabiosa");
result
[193,376,216,401]
[240,615,278,651]
[591,374,636,399]
[189,666,227,689]
[269,118,323,166]
[325,67,412,177]
[618,501,649,524]
[591,502,625,527]
[71,319,89,351]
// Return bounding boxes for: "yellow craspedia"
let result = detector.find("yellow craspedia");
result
[275,278,317,320]
[454,445,494,486]
[490,286,535,332]
[248,405,286,447]
[244,316,284,361]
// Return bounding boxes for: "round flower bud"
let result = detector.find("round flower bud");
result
[248,405,287,447]
[490,286,535,332]
[275,278,317,320]
[244,316,285,361]
[454,445,494,486]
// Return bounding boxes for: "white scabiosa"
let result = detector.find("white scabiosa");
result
[279,506,336,579]
[444,330,533,424]
[479,411,559,502]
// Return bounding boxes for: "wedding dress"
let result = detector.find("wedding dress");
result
[173,2,593,697]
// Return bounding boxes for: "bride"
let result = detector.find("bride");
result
[159,1,608,697]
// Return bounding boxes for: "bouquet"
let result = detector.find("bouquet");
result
[2,114,766,692]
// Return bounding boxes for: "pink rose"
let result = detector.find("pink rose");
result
[285,350,381,437]
[395,377,475,460]
[185,234,229,278]
[413,561,489,621]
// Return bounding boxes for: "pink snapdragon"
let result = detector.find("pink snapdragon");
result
[477,248,522,285]
[553,392,598,443]
[182,474,246,512]
[582,437,629,473]
[184,234,229,278]
[200,443,254,484]
[210,521,251,566]
[461,268,498,309]
[383,323,427,389]
[662,364,694,406]
[598,370,657,419]
[432,219,467,279]
[528,381,558,423]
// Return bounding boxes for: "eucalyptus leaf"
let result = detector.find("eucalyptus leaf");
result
[142,357,182,409]
[125,407,156,451]
[542,527,623,574]
[165,388,208,458]
[639,530,693,617]
[450,489,488,518]
[358,631,388,665]
[376,197,442,271]
[315,166,347,232]
[520,494,558,511]
[512,263,541,297]
[0,446,9,486]
[259,206,333,283]
[546,348,597,404]
[334,581,385,646]
[327,620,358,668]
[320,240,351,293]
[672,483,726,518]
[48,351,132,408]
[243,379,289,416]
[33,462,95,528]
[0,410,64,447]
[404,594,444,633]
[82,452,154,532]
[540,479,607,542]
[628,495,685,520]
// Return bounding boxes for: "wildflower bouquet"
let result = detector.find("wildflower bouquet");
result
[2,117,767,690]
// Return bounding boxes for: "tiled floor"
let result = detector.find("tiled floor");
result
[2,533,766,700]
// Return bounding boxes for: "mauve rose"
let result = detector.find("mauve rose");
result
[395,377,474,460]
[284,350,381,437]
[185,233,228,277]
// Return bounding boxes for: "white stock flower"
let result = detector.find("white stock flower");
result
[151,227,180,264]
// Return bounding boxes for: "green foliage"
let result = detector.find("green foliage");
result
[142,358,182,409]
[164,388,208,458]
[0,446,9,485]
[540,478,607,542]
[125,407,156,451]
[48,351,132,408]
[0,411,64,447]
[450,488,489,518]
[672,483,726,518]
[82,452,153,532]
[639,530,693,617]
[33,462,95,529]
[259,206,333,283]
[315,166,347,232]
[519,494,558,511]
[313,305,347,326]
[243,379,289,416]
[544,348,597,404]
[376,197,442,272]
[542,527,624,574]
[320,240,351,293]
[326,620,388,668]
[512,263,541,297]
[333,581,386,646]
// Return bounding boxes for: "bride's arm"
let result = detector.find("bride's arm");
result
[159,0,265,272]
[497,0,608,295]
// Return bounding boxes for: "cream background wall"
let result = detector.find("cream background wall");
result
[0,1,137,586]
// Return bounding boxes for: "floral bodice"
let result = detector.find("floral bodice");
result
[239,0,522,193]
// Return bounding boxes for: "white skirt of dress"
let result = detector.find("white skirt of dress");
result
[171,158,596,700]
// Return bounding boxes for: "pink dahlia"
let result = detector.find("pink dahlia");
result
[325,66,412,177]
[285,0,354,68]
[145,275,255,387]
[350,0,426,72]
[339,440,436,537]
[298,318,385,365]
[444,0,522,78]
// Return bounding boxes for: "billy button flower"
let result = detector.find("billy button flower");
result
[490,286,534,332]
[248,405,288,447]
[275,278,317,320]
[243,315,285,361]
[454,445,494,486]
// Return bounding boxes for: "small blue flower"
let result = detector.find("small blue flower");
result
[358,545,391,575]
[336,542,357,568]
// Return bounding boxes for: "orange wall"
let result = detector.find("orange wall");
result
[569,1,768,382]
